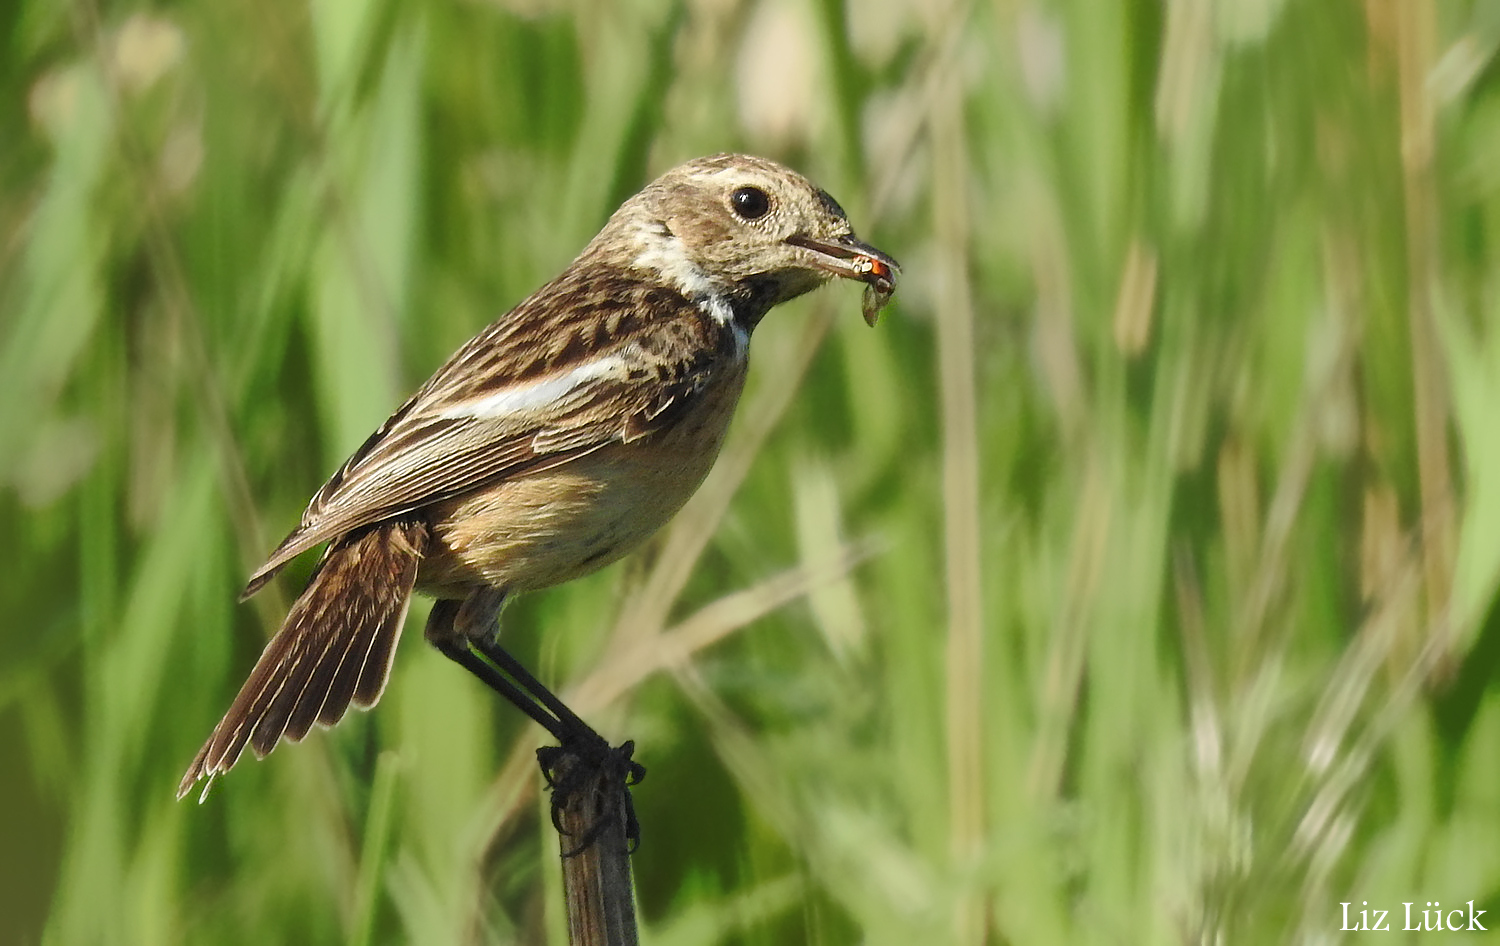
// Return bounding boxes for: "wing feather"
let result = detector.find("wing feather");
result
[244,271,739,596]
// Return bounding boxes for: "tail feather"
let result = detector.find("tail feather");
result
[352,598,405,709]
[178,519,428,800]
[250,559,385,751]
[292,608,380,736]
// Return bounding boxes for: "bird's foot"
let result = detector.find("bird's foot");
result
[537,737,646,857]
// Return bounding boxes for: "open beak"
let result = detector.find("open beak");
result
[787,233,900,326]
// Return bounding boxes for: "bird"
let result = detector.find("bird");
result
[178,152,898,801]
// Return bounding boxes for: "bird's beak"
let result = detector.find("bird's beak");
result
[787,233,900,326]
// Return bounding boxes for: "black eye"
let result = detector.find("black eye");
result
[730,186,771,220]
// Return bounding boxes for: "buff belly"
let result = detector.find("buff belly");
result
[417,366,745,598]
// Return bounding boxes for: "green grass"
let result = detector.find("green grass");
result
[4,0,1500,942]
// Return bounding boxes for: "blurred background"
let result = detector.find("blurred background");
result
[4,0,1500,942]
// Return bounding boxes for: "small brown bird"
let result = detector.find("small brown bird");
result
[179,153,898,800]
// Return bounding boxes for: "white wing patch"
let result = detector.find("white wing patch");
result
[439,354,628,420]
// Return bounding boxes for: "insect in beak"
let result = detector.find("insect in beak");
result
[786,234,901,326]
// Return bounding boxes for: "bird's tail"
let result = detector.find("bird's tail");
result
[177,519,429,800]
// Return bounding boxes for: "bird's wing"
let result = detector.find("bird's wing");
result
[243,277,738,597]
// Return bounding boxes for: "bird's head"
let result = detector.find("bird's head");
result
[597,153,899,328]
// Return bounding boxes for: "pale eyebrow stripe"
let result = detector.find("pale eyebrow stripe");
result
[438,354,627,419]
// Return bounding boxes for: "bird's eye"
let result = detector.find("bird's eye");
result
[730,186,771,220]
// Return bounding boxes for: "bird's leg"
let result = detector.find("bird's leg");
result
[425,589,597,746]
[466,609,601,747]
[424,596,578,742]
[424,589,645,852]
